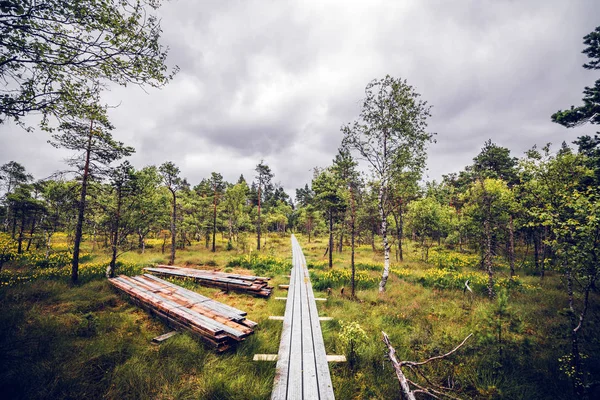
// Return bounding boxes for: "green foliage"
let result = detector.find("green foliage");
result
[341,75,434,179]
[1,0,177,126]
[338,320,368,369]
[428,249,479,270]
[312,168,347,219]
[472,140,518,184]
[355,262,381,271]
[0,260,143,287]
[307,260,329,270]
[412,267,528,293]
[311,268,378,291]
[552,26,600,128]
[406,196,455,260]
[476,290,525,372]
[226,252,291,276]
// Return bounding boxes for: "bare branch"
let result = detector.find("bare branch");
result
[401,334,473,367]
[382,331,417,400]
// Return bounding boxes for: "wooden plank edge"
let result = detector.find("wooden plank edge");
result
[253,354,278,361]
[326,355,347,362]
[253,354,346,362]
[268,316,331,321]
[152,331,178,344]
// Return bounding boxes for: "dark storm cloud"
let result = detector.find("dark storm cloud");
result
[1,0,600,194]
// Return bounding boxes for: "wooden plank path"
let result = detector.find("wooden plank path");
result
[271,235,335,399]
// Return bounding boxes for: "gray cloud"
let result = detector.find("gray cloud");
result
[1,0,599,195]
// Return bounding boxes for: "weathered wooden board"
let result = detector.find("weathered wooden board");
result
[152,331,178,344]
[271,235,335,399]
[144,265,273,297]
[109,274,256,351]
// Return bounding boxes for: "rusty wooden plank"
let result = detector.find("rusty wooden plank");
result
[109,274,256,349]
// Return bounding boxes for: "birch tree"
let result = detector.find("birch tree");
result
[342,75,434,292]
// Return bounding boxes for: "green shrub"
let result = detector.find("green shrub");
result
[311,269,377,291]
[226,252,291,276]
[0,260,144,287]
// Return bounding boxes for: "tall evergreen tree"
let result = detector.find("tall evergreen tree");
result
[254,161,273,250]
[209,172,225,252]
[159,162,183,265]
[49,93,133,283]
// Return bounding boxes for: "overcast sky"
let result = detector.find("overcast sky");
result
[1,0,598,197]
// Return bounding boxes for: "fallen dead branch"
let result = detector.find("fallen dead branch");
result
[382,331,473,399]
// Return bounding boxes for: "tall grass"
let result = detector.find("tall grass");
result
[0,232,598,399]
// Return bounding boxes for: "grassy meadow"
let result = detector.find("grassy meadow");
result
[0,232,599,399]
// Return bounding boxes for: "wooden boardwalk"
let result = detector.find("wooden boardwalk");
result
[271,235,335,399]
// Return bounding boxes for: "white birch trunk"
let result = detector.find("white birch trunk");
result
[379,185,390,292]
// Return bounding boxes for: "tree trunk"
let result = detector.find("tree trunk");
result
[509,215,515,278]
[540,227,547,279]
[91,225,97,251]
[371,230,376,252]
[169,190,176,265]
[458,212,463,253]
[17,214,25,254]
[533,230,540,273]
[485,219,494,299]
[45,231,52,258]
[107,187,122,278]
[394,211,404,262]
[566,267,584,395]
[378,186,390,293]
[257,185,261,250]
[11,215,17,239]
[26,212,37,252]
[138,229,146,254]
[480,246,485,270]
[212,190,217,252]
[328,210,333,268]
[350,189,356,298]
[72,119,94,284]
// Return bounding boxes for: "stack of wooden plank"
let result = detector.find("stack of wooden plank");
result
[109,274,257,351]
[144,265,273,297]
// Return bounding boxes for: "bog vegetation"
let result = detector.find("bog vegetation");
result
[1,2,599,398]
[1,130,599,399]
